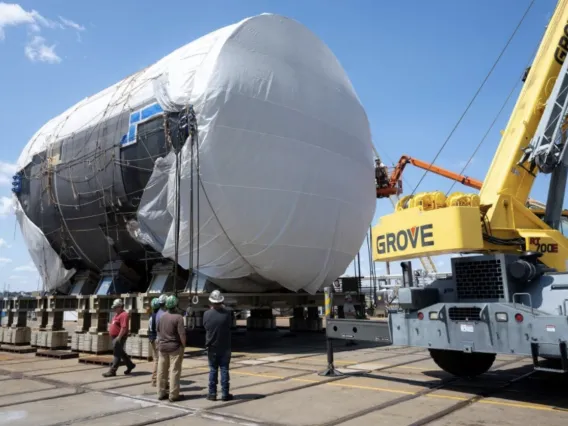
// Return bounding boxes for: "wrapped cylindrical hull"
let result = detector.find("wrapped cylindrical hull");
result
[15,13,376,294]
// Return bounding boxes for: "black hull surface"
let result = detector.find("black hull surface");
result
[16,103,186,291]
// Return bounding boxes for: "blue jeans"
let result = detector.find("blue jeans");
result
[207,348,231,396]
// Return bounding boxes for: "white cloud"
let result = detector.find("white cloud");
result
[0,2,84,62]
[0,2,59,38]
[25,35,61,63]
[0,238,10,248]
[0,196,14,217]
[0,161,17,186]
[59,16,84,31]
[0,257,12,264]
[8,274,26,279]
[0,2,36,39]
[13,262,36,272]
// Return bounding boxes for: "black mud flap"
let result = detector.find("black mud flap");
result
[325,319,392,345]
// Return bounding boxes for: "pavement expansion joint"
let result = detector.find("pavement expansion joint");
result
[102,389,275,426]
[101,389,196,414]
[46,406,151,426]
[320,356,537,426]
[0,388,85,410]
[199,410,285,426]
[2,341,568,425]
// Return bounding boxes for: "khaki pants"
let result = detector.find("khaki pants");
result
[157,346,183,400]
[150,340,159,385]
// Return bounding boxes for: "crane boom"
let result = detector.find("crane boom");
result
[376,155,482,198]
[372,1,568,271]
[376,154,567,214]
[480,0,568,208]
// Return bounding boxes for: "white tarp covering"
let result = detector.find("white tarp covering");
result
[14,198,76,291]
[17,14,376,294]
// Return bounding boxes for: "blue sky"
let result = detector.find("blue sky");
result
[0,0,560,291]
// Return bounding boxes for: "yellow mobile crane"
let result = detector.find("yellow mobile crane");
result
[327,0,568,377]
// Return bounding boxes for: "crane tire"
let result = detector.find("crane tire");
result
[429,349,496,378]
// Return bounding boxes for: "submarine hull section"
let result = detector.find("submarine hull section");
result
[15,13,376,294]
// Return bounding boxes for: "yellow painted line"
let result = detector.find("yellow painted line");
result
[426,394,469,402]
[182,367,565,413]
[328,383,565,412]
[291,378,319,383]
[232,371,285,380]
[285,360,355,366]
[309,357,358,363]
[326,382,415,395]
[234,371,565,412]
[478,399,568,412]
[391,365,426,371]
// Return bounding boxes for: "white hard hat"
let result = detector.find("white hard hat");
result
[158,294,167,305]
[111,298,123,309]
[209,289,224,304]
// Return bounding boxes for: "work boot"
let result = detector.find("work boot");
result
[158,393,168,401]
[221,393,233,402]
[102,371,116,377]
[206,394,217,401]
[125,364,136,375]
[169,394,185,403]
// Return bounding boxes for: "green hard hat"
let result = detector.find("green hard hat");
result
[165,294,178,310]
[151,298,160,310]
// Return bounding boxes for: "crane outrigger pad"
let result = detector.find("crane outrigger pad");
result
[325,318,392,345]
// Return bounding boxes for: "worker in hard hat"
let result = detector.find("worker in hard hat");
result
[152,294,170,389]
[148,297,161,387]
[156,294,186,402]
[203,289,233,401]
[157,294,168,322]
[103,298,136,377]
[376,161,390,188]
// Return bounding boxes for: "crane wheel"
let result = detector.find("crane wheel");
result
[429,349,496,378]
